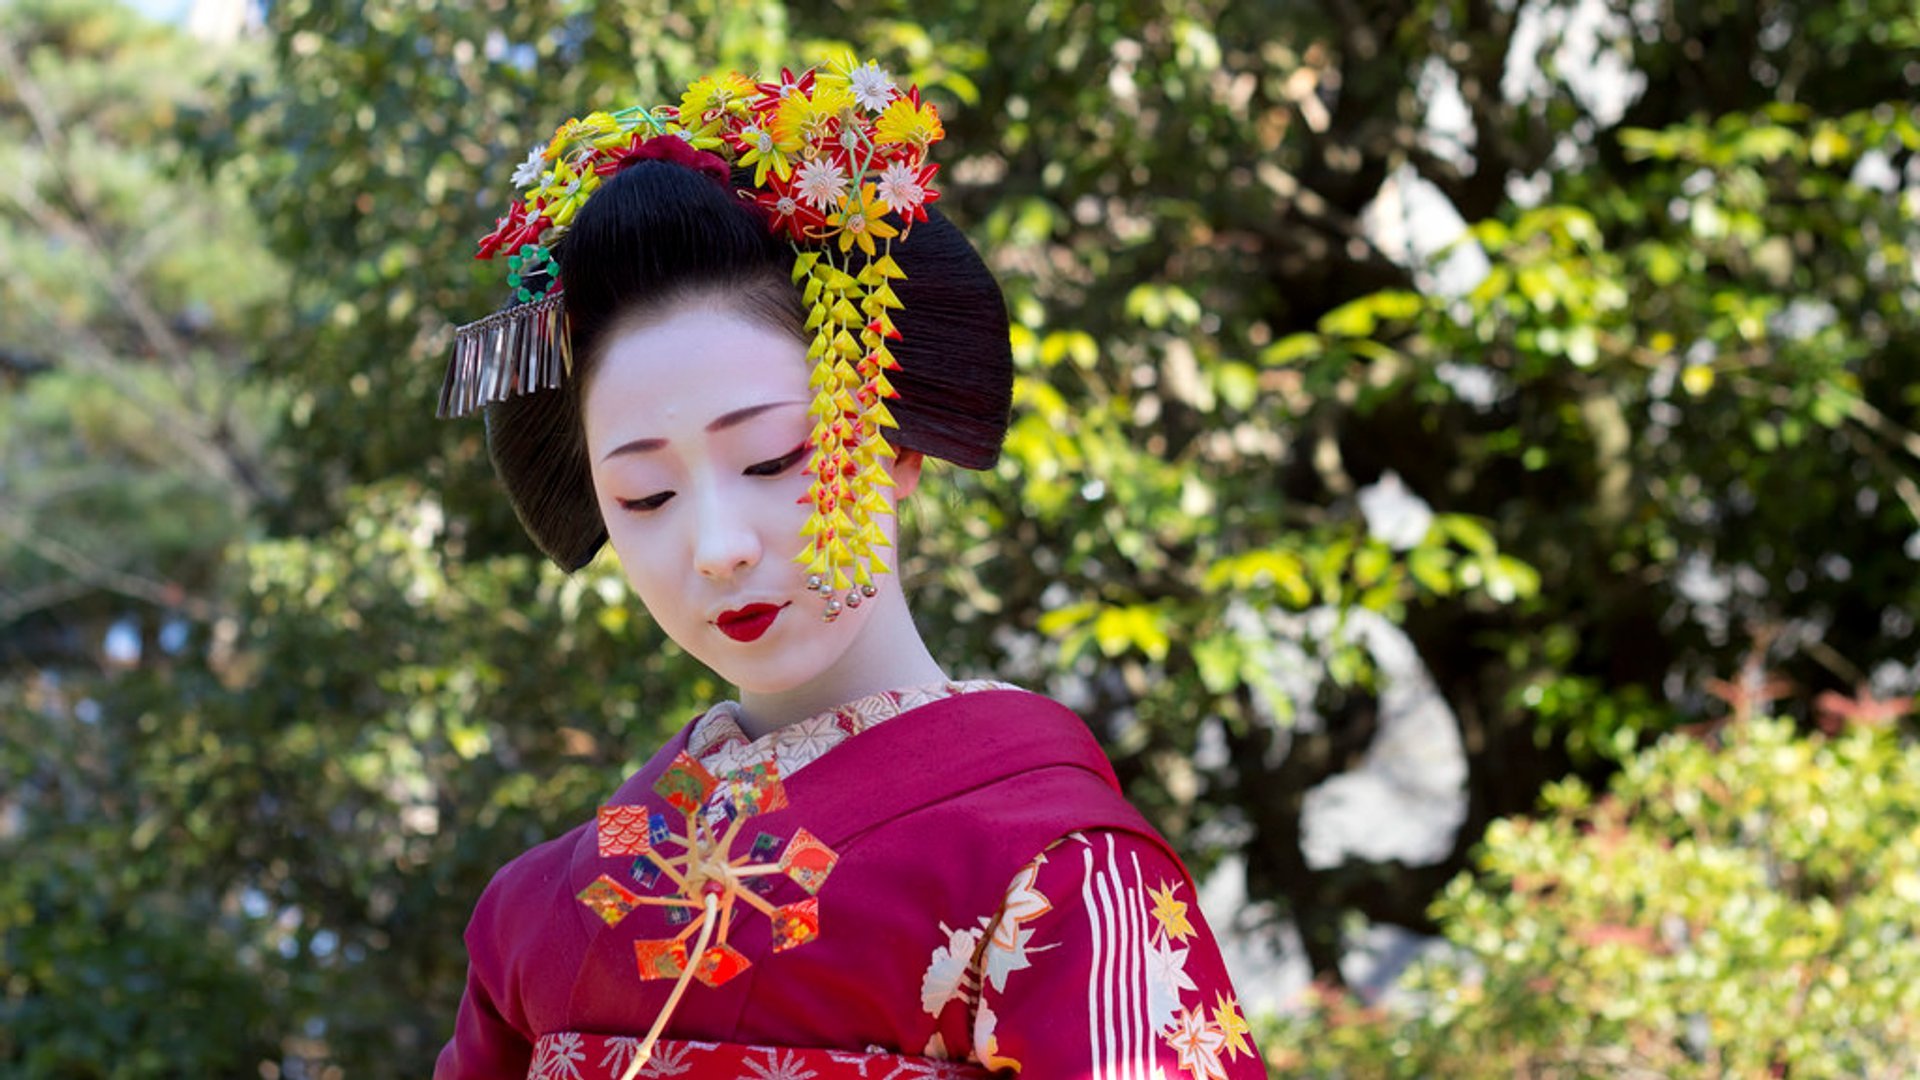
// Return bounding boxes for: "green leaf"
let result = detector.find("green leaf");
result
[1037,601,1098,636]
[1409,546,1455,595]
[1439,514,1498,556]
[1261,332,1322,366]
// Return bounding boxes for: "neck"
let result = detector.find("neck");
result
[734,585,946,738]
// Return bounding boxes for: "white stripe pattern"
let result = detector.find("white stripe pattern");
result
[1081,835,1159,1079]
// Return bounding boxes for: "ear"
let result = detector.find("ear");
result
[892,450,926,500]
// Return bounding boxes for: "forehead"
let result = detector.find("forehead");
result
[583,306,809,439]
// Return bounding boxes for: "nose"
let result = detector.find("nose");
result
[691,486,763,581]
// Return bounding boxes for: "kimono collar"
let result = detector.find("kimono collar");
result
[686,679,1019,782]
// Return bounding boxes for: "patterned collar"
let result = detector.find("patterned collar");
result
[687,679,1020,784]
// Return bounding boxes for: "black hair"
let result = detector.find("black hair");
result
[483,159,1014,571]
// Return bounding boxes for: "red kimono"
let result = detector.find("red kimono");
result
[437,683,1263,1079]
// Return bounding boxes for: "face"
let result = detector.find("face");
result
[581,301,907,694]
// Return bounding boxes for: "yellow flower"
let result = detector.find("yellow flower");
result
[774,84,856,160]
[1212,992,1255,1061]
[1146,881,1196,942]
[540,159,601,229]
[875,94,944,148]
[815,51,861,91]
[811,82,854,119]
[678,72,756,123]
[542,111,622,166]
[827,184,897,257]
[737,121,802,185]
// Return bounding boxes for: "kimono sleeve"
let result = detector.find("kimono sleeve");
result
[433,828,583,1080]
[968,831,1264,1079]
[434,950,534,1080]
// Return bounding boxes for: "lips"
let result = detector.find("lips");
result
[715,602,788,642]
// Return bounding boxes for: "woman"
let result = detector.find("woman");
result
[434,57,1262,1080]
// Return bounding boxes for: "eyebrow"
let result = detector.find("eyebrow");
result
[600,400,806,462]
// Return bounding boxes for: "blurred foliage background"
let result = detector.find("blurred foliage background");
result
[3,0,1918,1075]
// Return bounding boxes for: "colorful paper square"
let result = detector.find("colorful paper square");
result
[577,874,642,927]
[693,942,752,987]
[665,903,692,926]
[633,939,688,980]
[653,752,718,816]
[648,811,671,847]
[596,805,653,858]
[770,898,820,952]
[749,831,783,862]
[629,854,664,890]
[779,827,839,895]
[720,760,790,818]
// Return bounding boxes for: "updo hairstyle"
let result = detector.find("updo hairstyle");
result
[483,159,1014,571]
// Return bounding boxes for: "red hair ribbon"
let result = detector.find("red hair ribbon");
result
[596,133,732,187]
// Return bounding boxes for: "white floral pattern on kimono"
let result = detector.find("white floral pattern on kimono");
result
[914,832,1262,1078]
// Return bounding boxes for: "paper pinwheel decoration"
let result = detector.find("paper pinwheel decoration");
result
[574,751,839,1078]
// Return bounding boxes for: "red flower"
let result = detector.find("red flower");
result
[756,178,828,242]
[753,67,816,114]
[475,201,528,260]
[504,209,552,258]
[594,133,732,187]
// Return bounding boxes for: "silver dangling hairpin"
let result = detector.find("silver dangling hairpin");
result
[804,574,879,622]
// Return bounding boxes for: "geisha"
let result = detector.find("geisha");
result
[433,56,1263,1080]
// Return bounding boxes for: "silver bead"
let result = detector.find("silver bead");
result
[824,598,843,618]
[806,574,824,592]
[844,590,862,609]
[860,583,877,598]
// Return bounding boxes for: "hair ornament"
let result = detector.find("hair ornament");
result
[441,54,946,618]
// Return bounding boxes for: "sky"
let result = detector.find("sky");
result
[127,0,192,23]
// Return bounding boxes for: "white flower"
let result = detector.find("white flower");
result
[741,1048,819,1080]
[794,158,850,211]
[606,1037,681,1076]
[772,719,846,771]
[843,690,903,729]
[981,921,1040,992]
[919,923,983,1015]
[511,144,547,189]
[1144,936,1197,1034]
[1164,1006,1230,1080]
[995,859,1052,929]
[848,61,897,113]
[1357,470,1434,552]
[875,161,927,215]
[529,1032,586,1080]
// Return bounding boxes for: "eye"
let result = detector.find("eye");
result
[617,491,674,513]
[744,443,810,478]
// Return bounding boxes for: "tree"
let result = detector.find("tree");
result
[1265,713,1920,1077]
[1,0,288,1070]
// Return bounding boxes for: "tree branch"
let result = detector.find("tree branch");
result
[0,511,215,622]
[0,35,195,374]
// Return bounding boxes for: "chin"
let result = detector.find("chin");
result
[692,620,863,696]
[713,653,809,694]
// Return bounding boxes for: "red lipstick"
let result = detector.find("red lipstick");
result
[715,602,787,642]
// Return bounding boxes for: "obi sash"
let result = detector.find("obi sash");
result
[526,1034,990,1079]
